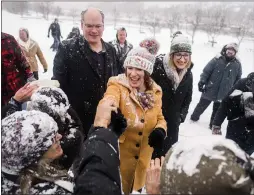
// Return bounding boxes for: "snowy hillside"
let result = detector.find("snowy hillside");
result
[2,10,254,140]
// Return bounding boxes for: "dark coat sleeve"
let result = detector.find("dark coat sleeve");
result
[180,72,193,122]
[52,42,68,93]
[213,78,245,127]
[200,58,217,84]
[74,126,121,195]
[48,23,52,35]
[1,101,22,119]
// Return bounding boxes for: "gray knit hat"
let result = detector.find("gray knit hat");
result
[2,110,58,174]
[170,34,192,55]
[161,136,254,195]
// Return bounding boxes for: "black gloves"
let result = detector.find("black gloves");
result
[109,108,127,137]
[148,128,166,149]
[43,69,47,73]
[47,34,50,38]
[198,81,206,92]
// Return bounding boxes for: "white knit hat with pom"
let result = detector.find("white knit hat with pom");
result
[123,38,160,75]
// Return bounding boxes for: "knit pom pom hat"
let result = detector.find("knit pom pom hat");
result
[123,37,160,74]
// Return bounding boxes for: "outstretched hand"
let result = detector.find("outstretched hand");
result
[94,98,118,128]
[13,83,39,103]
[146,157,165,195]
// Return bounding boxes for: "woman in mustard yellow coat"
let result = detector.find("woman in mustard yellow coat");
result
[96,38,167,194]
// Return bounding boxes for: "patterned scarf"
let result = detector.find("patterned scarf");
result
[136,91,155,111]
[162,53,188,90]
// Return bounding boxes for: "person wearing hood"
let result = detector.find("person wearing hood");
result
[151,34,194,158]
[18,28,48,80]
[109,27,133,69]
[145,136,254,195]
[1,110,73,194]
[212,72,254,155]
[66,27,80,39]
[96,38,167,194]
[190,43,242,129]
[27,86,84,170]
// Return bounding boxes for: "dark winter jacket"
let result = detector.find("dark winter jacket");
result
[213,75,254,154]
[52,36,121,136]
[109,39,133,68]
[1,32,35,106]
[151,54,193,156]
[200,54,242,101]
[48,22,62,37]
[74,126,122,195]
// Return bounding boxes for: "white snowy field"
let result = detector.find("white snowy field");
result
[2,10,254,141]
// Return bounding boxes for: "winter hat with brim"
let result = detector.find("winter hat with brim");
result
[161,136,254,195]
[28,87,70,123]
[170,34,192,55]
[19,28,29,38]
[225,42,238,53]
[1,110,58,174]
[123,38,160,75]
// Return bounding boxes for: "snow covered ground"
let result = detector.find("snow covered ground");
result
[2,10,254,141]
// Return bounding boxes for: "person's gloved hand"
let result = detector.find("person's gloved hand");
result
[60,35,63,39]
[109,108,127,137]
[47,34,50,38]
[212,125,222,135]
[198,81,206,92]
[148,128,166,149]
[43,69,47,73]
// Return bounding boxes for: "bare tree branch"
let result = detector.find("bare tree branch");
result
[146,10,161,37]
[53,6,63,18]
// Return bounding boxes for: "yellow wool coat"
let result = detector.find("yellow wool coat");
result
[18,39,48,72]
[99,74,167,194]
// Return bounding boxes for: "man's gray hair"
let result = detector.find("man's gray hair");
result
[81,8,105,24]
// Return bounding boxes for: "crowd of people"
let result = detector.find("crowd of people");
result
[2,7,254,195]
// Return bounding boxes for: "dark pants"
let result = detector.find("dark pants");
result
[33,71,39,80]
[51,35,60,51]
[190,97,221,128]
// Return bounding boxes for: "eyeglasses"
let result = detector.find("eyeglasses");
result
[174,53,190,60]
[84,23,104,30]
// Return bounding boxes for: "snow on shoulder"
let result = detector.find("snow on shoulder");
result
[166,135,248,177]
[230,89,243,97]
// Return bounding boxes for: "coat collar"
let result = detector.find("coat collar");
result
[110,74,161,111]
[18,38,36,51]
[79,36,110,81]
[110,74,162,94]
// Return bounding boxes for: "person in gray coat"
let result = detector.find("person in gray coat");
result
[190,43,242,129]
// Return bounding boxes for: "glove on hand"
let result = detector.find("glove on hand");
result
[148,128,166,149]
